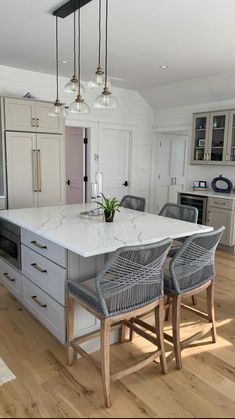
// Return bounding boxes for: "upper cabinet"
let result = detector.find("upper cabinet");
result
[192,110,234,165]
[4,98,64,134]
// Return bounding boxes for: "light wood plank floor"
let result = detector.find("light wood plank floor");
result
[0,250,234,418]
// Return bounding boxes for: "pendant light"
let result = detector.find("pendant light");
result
[94,0,118,110]
[88,0,108,89]
[49,17,66,117]
[70,5,90,114]
[64,10,85,94]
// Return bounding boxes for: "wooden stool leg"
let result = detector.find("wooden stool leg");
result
[129,318,136,342]
[120,322,126,343]
[207,281,217,343]
[165,295,171,321]
[101,319,111,408]
[191,295,197,305]
[155,300,168,374]
[67,295,75,366]
[172,294,182,370]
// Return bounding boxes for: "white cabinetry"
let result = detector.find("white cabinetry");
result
[6,132,65,209]
[4,98,64,134]
[207,197,235,246]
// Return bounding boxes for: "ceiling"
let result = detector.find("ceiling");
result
[1,0,235,109]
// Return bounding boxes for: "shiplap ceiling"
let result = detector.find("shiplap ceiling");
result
[1,0,235,108]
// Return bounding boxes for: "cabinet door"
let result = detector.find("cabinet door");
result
[36,102,64,134]
[226,110,235,165]
[4,98,36,132]
[207,207,233,246]
[192,113,210,164]
[6,132,37,209]
[36,134,66,207]
[207,111,229,164]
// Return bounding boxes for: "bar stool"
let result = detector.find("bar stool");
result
[67,239,171,408]
[164,226,224,369]
[120,195,146,212]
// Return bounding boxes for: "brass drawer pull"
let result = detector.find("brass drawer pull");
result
[3,273,15,282]
[31,263,48,274]
[31,296,47,308]
[30,240,48,250]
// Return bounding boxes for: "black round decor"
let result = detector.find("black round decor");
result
[211,175,233,194]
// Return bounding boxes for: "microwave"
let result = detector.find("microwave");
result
[0,219,21,270]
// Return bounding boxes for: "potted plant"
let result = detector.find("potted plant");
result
[95,193,121,222]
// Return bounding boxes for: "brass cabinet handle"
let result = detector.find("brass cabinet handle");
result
[30,240,48,250]
[3,273,15,282]
[32,118,36,128]
[36,118,40,128]
[31,296,47,308]
[207,153,210,161]
[31,263,47,274]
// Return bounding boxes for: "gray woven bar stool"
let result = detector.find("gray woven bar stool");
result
[120,195,146,212]
[67,239,172,408]
[159,202,199,306]
[164,227,224,369]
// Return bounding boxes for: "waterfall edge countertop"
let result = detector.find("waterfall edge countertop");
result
[0,204,213,257]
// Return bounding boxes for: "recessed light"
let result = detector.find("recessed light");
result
[61,60,69,64]
[160,65,169,69]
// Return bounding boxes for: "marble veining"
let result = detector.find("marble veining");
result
[0,204,213,257]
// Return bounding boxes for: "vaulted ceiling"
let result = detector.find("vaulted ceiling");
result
[1,0,235,109]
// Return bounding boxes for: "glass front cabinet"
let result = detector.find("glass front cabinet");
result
[192,110,235,165]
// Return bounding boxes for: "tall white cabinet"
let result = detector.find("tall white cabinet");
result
[3,97,66,209]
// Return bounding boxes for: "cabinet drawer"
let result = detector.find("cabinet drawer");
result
[22,245,67,306]
[21,229,67,268]
[0,259,22,300]
[22,275,66,344]
[207,197,234,210]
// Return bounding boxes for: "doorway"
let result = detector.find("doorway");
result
[65,126,87,204]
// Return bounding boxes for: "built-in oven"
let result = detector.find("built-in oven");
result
[179,193,207,225]
[0,219,21,270]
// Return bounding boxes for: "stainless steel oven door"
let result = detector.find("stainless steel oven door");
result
[0,220,21,270]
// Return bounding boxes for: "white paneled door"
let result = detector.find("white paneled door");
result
[65,127,84,204]
[154,134,187,213]
[99,126,130,201]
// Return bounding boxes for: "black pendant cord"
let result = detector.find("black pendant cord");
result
[56,16,59,101]
[78,6,81,96]
[105,0,108,88]
[98,0,102,66]
[73,10,77,77]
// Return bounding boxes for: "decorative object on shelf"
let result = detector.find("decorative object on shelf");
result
[49,17,66,117]
[70,5,90,114]
[94,0,119,110]
[192,180,208,191]
[64,10,85,95]
[23,92,36,99]
[95,193,121,222]
[211,175,233,194]
[88,0,106,89]
[198,139,205,147]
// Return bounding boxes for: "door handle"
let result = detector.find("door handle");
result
[122,181,129,187]
[30,240,48,250]
[37,150,42,192]
[31,296,47,309]
[31,263,48,274]
[66,180,71,186]
[32,118,36,128]
[36,118,40,128]
[32,149,37,192]
[3,273,15,283]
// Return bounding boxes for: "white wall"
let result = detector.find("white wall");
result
[155,98,235,190]
[0,65,154,209]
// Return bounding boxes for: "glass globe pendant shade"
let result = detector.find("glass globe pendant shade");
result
[48,99,67,117]
[64,75,85,94]
[88,65,105,88]
[69,94,90,114]
[94,86,119,110]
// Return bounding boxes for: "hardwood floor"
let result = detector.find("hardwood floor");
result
[0,250,234,418]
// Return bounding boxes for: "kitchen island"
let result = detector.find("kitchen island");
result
[0,204,213,351]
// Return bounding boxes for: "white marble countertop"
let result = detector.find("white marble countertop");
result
[0,204,213,257]
[179,190,235,200]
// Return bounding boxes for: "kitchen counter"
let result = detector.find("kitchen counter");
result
[181,189,235,200]
[0,203,212,257]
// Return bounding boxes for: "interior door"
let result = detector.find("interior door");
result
[6,132,37,209]
[155,134,187,213]
[65,127,85,204]
[99,127,130,200]
[37,134,65,207]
